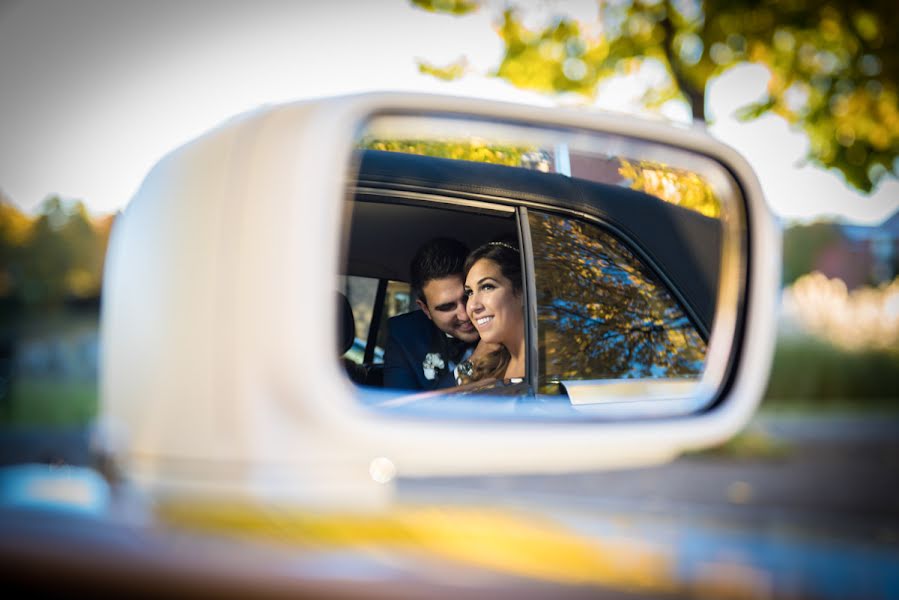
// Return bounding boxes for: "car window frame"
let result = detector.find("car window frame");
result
[364,277,388,364]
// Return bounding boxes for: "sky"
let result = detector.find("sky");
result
[1,0,897,226]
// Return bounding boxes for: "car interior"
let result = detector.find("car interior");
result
[339,149,722,409]
[340,197,518,388]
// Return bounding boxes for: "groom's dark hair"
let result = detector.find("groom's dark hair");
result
[410,237,469,303]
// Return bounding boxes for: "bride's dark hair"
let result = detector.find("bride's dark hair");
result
[459,237,522,384]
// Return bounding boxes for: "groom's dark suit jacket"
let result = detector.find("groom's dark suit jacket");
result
[383,311,471,390]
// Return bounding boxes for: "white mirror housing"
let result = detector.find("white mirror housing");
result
[99,93,780,509]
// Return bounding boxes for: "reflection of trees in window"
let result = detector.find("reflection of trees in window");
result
[358,137,538,168]
[530,211,706,385]
[618,159,721,218]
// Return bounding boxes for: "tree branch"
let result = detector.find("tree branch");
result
[660,1,706,122]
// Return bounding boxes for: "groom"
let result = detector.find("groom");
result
[383,237,480,390]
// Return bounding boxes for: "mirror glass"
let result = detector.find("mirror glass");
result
[337,113,745,420]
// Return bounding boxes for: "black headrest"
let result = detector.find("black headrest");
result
[337,292,355,355]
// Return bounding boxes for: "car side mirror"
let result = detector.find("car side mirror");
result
[98,93,780,509]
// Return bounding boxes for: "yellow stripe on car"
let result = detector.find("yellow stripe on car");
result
[158,501,679,594]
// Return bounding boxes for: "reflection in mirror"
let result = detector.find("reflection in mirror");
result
[338,114,745,420]
[530,211,708,385]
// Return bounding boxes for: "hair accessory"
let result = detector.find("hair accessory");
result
[487,241,519,253]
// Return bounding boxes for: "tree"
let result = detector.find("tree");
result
[781,220,843,285]
[0,196,34,298]
[0,197,111,310]
[413,0,898,193]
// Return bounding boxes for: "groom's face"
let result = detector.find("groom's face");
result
[417,274,480,343]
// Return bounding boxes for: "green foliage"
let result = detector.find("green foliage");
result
[494,9,613,98]
[685,428,792,460]
[764,334,899,403]
[358,137,535,166]
[0,197,113,309]
[733,97,777,121]
[3,378,98,426]
[419,0,899,192]
[781,221,843,285]
[698,0,899,192]
[410,0,480,16]
[417,57,468,81]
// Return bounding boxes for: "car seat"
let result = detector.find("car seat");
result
[337,292,367,385]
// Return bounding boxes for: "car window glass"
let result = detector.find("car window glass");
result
[341,276,412,366]
[375,280,413,361]
[529,210,707,391]
[341,276,377,364]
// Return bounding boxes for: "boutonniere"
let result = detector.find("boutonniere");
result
[422,353,445,380]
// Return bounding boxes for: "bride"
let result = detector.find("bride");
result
[457,239,525,384]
